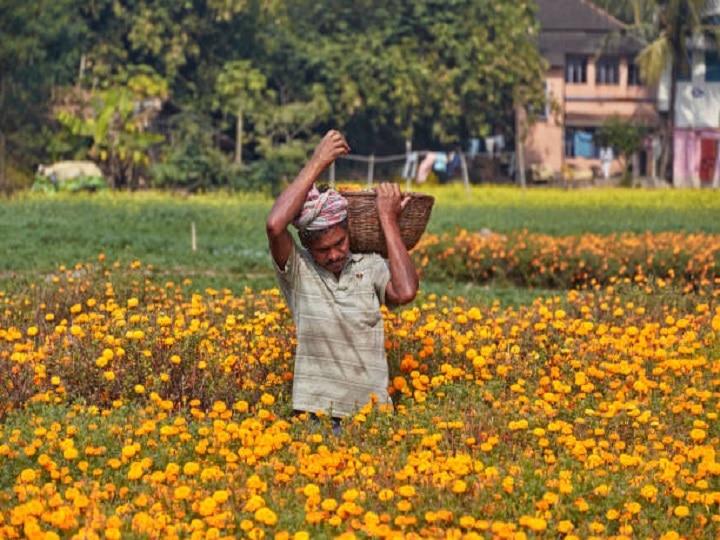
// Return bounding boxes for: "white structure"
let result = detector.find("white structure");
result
[657,7,720,187]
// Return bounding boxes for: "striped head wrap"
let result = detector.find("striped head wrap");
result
[293,185,348,232]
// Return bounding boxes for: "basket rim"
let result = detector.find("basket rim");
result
[339,189,434,199]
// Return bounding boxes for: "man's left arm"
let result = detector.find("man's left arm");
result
[376,183,419,306]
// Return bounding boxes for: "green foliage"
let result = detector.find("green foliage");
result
[30,174,108,194]
[55,70,167,189]
[0,0,89,186]
[2,0,550,189]
[597,116,645,186]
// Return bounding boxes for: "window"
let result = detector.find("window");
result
[566,57,588,84]
[705,50,720,82]
[628,61,642,86]
[596,57,620,85]
[565,127,599,158]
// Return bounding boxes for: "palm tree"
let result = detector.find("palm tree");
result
[631,0,718,182]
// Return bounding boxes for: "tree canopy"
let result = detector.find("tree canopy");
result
[1,0,547,191]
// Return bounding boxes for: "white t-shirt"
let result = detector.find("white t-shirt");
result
[274,241,392,417]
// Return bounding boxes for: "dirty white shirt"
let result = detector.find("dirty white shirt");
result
[274,240,392,418]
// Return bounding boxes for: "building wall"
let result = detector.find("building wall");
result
[657,50,720,187]
[525,57,658,179]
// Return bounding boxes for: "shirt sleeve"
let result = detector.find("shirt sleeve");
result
[273,240,300,310]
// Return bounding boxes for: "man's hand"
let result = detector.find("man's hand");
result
[375,182,409,224]
[311,130,351,170]
[375,182,418,306]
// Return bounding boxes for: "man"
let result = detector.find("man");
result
[266,130,419,427]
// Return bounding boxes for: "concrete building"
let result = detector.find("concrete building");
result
[523,0,659,183]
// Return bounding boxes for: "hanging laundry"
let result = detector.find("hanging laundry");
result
[402,151,419,180]
[416,152,436,183]
[599,147,614,179]
[573,131,595,158]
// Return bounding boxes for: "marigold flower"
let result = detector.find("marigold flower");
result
[19,469,36,483]
[255,507,278,526]
[397,485,416,498]
[174,486,191,501]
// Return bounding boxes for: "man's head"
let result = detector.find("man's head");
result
[294,185,350,273]
[301,220,350,274]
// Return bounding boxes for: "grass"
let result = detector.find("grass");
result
[2,184,720,305]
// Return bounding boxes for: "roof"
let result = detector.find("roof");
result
[537,0,623,32]
[536,0,643,65]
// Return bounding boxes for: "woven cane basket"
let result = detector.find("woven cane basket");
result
[340,190,435,258]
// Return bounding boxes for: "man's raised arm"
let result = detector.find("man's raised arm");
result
[266,130,350,268]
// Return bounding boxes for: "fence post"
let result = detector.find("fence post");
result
[367,154,375,186]
[460,153,471,196]
[405,140,412,192]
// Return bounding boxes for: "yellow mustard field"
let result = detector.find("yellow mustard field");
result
[0,253,718,539]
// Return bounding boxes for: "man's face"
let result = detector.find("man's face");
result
[307,224,350,275]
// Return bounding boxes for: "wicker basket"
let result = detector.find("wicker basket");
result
[340,190,435,258]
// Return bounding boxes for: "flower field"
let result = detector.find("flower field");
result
[0,188,719,539]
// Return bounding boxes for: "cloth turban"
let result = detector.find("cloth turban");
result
[293,185,348,232]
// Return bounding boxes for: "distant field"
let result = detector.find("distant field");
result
[2,185,720,300]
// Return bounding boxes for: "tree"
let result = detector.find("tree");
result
[0,0,89,190]
[214,60,268,167]
[56,71,167,189]
[590,0,636,23]
[257,0,546,154]
[598,116,644,186]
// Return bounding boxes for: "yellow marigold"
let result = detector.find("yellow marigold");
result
[673,506,690,518]
[641,484,658,500]
[519,515,547,532]
[128,462,144,480]
[183,462,200,475]
[212,490,229,504]
[255,507,278,526]
[342,489,360,502]
[174,486,191,501]
[557,520,574,534]
[459,515,475,529]
[397,500,412,512]
[19,469,36,483]
[260,393,275,406]
[397,485,416,498]
[198,497,217,516]
[244,495,265,512]
[452,480,468,494]
[378,489,394,502]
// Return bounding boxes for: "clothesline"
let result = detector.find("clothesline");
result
[328,150,472,193]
